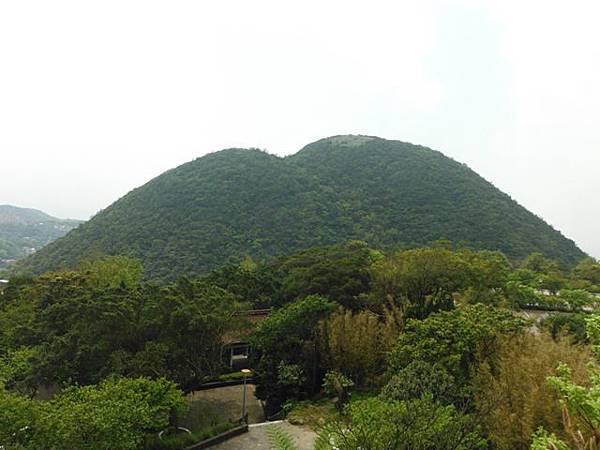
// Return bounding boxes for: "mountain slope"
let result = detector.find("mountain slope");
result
[16,136,585,280]
[0,205,82,269]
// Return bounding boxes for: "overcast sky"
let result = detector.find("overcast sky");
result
[1,0,598,258]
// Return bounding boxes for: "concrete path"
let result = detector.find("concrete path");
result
[210,421,317,450]
[183,384,265,428]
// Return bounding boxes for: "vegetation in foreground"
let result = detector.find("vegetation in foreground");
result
[1,242,600,449]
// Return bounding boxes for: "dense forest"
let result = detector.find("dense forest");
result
[0,205,81,270]
[14,136,585,280]
[2,241,600,449]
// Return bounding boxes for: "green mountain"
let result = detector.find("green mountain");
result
[0,205,82,269]
[16,136,585,280]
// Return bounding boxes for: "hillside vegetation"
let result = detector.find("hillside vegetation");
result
[0,205,81,270]
[2,245,600,449]
[15,136,585,280]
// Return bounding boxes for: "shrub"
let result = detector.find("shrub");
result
[316,396,487,450]
[381,361,458,405]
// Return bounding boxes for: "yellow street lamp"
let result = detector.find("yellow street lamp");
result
[241,368,252,423]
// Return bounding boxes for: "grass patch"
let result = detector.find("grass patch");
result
[348,390,377,403]
[286,399,337,429]
[286,390,377,429]
[217,370,253,382]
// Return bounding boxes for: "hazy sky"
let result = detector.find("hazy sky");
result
[1,0,598,258]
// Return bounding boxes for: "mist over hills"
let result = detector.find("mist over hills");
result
[0,205,82,270]
[15,136,586,280]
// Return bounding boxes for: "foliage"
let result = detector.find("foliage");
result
[544,314,589,343]
[522,253,563,274]
[368,246,512,317]
[15,136,585,280]
[528,310,600,450]
[381,361,458,405]
[530,364,600,450]
[267,426,300,450]
[367,246,465,317]
[251,295,336,413]
[0,377,185,450]
[0,387,40,446]
[276,362,307,399]
[276,241,377,309]
[316,395,487,450]
[472,333,592,450]
[530,428,574,450]
[322,370,354,399]
[573,258,600,286]
[318,308,400,386]
[0,259,243,391]
[388,305,528,394]
[203,260,281,309]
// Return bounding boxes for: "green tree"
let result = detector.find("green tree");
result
[381,361,458,405]
[0,377,185,450]
[522,253,562,275]
[277,241,378,309]
[0,386,40,447]
[367,247,468,318]
[573,257,600,285]
[316,396,486,450]
[388,304,527,403]
[251,295,336,413]
[203,261,281,308]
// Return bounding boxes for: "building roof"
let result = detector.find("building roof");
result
[222,309,271,345]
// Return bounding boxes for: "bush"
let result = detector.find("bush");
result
[544,313,588,343]
[316,396,487,450]
[381,361,458,405]
[388,305,527,392]
[0,377,186,450]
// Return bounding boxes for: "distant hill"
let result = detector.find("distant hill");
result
[0,205,82,269]
[16,136,586,280]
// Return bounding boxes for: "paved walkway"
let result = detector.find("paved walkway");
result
[210,421,317,450]
[183,385,265,428]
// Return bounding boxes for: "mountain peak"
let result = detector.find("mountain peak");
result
[319,135,379,147]
[16,137,585,280]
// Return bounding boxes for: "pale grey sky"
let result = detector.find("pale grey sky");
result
[1,0,598,258]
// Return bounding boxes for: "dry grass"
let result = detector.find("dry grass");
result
[473,332,593,450]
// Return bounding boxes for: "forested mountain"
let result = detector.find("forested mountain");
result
[15,136,585,280]
[0,205,82,269]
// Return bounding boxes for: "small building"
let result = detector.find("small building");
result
[222,309,270,370]
[0,279,9,294]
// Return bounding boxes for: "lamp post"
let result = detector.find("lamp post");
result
[241,368,252,423]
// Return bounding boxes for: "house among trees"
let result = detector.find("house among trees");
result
[222,309,270,370]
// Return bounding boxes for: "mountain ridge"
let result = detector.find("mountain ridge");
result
[0,205,83,269]
[14,136,586,279]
